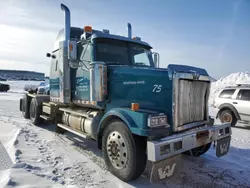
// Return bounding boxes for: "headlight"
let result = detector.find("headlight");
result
[148,115,169,128]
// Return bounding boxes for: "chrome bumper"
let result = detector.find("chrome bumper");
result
[147,123,231,162]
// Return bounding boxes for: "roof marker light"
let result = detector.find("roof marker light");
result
[84,26,92,33]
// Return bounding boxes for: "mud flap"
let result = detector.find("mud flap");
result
[216,136,231,157]
[150,154,180,183]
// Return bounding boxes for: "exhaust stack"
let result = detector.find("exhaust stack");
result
[127,23,132,38]
[59,3,71,104]
[60,4,71,41]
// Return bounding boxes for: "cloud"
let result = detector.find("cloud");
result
[0,0,248,79]
[0,59,49,73]
[0,0,60,76]
[0,24,55,75]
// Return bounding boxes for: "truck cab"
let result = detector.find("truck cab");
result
[20,3,232,183]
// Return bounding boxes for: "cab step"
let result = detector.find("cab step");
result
[59,107,99,118]
[40,114,52,121]
[57,123,91,139]
[42,102,51,107]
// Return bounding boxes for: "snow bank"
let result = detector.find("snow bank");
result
[209,72,250,104]
[0,169,11,187]
[0,122,21,163]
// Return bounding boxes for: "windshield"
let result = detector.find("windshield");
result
[95,39,154,67]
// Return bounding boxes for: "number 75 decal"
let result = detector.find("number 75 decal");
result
[153,84,162,93]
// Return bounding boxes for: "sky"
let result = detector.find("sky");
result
[0,0,249,79]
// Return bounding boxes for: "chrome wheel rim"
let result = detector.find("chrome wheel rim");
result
[106,131,128,169]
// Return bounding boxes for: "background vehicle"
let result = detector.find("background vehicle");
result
[37,84,50,95]
[24,84,39,93]
[0,82,10,92]
[19,3,232,182]
[24,81,49,94]
[213,84,250,126]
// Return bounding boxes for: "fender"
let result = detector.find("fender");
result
[98,108,150,137]
[217,103,241,120]
[96,108,170,149]
[97,108,151,149]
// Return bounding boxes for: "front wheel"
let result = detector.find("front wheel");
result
[102,120,147,182]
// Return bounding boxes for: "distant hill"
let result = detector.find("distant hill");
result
[0,69,45,81]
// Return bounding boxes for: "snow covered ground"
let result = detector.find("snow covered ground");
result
[0,75,250,188]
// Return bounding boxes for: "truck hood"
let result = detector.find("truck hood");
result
[107,66,173,117]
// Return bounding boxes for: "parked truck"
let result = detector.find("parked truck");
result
[19,3,232,182]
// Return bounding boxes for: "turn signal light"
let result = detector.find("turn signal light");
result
[69,43,73,51]
[131,103,139,111]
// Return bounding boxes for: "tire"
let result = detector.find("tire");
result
[19,98,23,112]
[22,95,30,119]
[102,120,147,182]
[29,98,43,125]
[184,143,211,157]
[219,109,237,127]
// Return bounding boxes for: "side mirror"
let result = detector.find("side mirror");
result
[153,52,160,68]
[46,53,51,58]
[68,40,77,61]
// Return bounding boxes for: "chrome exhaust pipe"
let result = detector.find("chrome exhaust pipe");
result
[60,4,71,41]
[127,23,132,38]
[60,4,71,104]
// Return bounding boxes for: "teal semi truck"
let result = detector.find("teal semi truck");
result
[19,3,232,182]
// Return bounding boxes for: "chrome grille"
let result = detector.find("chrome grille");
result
[174,78,210,130]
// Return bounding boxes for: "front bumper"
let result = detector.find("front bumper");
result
[147,123,231,162]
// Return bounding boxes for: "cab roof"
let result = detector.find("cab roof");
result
[90,30,152,49]
[54,27,152,51]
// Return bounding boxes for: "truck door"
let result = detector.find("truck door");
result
[234,89,250,122]
[72,43,92,102]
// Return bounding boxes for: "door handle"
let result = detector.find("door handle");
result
[233,102,238,104]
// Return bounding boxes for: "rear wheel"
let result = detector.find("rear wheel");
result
[184,143,211,157]
[22,95,30,119]
[102,120,147,182]
[219,109,237,127]
[29,98,43,125]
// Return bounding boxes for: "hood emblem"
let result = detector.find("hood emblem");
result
[192,72,200,80]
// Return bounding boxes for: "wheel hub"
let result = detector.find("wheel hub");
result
[223,113,232,123]
[106,131,128,169]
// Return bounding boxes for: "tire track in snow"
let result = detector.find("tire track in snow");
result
[6,116,115,187]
